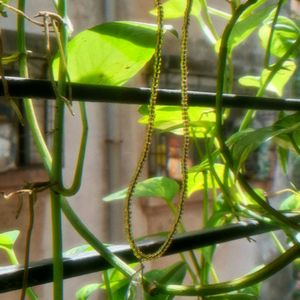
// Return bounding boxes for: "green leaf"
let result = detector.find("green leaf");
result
[0,0,9,17]
[103,177,179,203]
[188,164,229,196]
[273,112,300,152]
[206,294,257,299]
[150,0,201,20]
[277,145,289,174]
[259,16,300,59]
[216,3,275,54]
[53,21,175,86]
[64,244,94,256]
[228,127,274,170]
[239,60,296,96]
[207,279,262,299]
[144,262,187,300]
[76,283,101,300]
[99,264,139,299]
[208,6,231,20]
[229,112,300,171]
[1,53,20,65]
[280,193,300,211]
[0,230,19,249]
[139,106,217,137]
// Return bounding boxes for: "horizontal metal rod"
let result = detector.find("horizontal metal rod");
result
[2,76,300,110]
[1,215,299,293]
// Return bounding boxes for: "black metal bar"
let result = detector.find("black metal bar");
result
[2,76,300,110]
[1,215,299,293]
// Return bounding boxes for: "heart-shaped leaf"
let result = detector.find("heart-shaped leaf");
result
[103,177,179,203]
[53,21,176,86]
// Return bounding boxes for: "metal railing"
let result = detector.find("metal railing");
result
[1,77,300,293]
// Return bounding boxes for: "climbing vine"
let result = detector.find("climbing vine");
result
[1,0,300,299]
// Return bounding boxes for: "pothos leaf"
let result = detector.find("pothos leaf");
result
[259,16,300,59]
[215,2,275,54]
[227,127,274,171]
[239,60,296,97]
[0,230,19,249]
[103,176,179,203]
[144,262,187,300]
[53,21,177,86]
[188,164,230,197]
[280,193,300,211]
[139,105,217,137]
[273,112,300,152]
[149,0,201,20]
[76,283,101,300]
[63,244,94,257]
[0,0,10,17]
[228,112,300,171]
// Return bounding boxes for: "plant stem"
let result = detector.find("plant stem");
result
[50,191,64,299]
[147,244,300,296]
[103,271,113,299]
[215,0,300,231]
[239,30,300,131]
[16,1,49,299]
[49,0,70,298]
[199,0,219,43]
[167,202,201,281]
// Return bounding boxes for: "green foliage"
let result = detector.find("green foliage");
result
[53,21,176,86]
[76,262,186,300]
[4,0,300,299]
[144,262,187,300]
[139,105,217,137]
[280,193,300,211]
[259,16,300,59]
[1,53,20,65]
[63,244,94,256]
[0,230,19,266]
[149,0,201,20]
[0,0,9,17]
[103,176,179,204]
[76,283,101,300]
[188,164,230,196]
[239,60,296,96]
[216,2,275,54]
[0,230,19,248]
[228,127,274,171]
[228,112,300,171]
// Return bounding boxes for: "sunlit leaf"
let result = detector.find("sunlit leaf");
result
[53,21,176,86]
[139,106,216,137]
[229,112,300,171]
[208,6,231,20]
[0,0,10,17]
[144,262,187,300]
[280,193,300,211]
[188,164,229,196]
[216,3,275,54]
[206,293,257,299]
[103,177,179,203]
[239,60,296,96]
[273,112,300,152]
[259,16,300,59]
[76,283,101,300]
[228,127,274,170]
[150,0,201,20]
[0,230,19,249]
[64,244,94,257]
[277,145,289,174]
[1,53,20,65]
[207,268,262,299]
